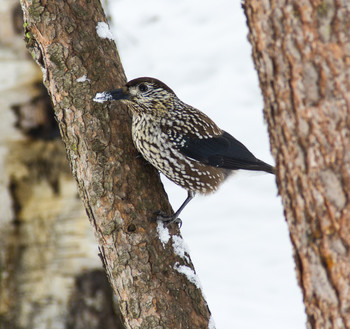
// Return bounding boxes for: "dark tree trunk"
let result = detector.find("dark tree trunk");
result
[244,1,350,328]
[20,0,212,328]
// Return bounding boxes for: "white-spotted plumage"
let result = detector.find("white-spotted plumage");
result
[98,77,275,223]
[132,111,226,194]
[126,79,228,193]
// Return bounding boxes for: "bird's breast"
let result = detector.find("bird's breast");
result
[131,115,229,194]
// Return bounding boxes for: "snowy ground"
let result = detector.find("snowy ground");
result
[108,0,306,328]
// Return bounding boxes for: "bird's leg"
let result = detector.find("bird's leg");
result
[153,191,195,226]
[171,191,195,221]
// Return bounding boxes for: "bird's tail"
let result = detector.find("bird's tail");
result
[247,159,275,175]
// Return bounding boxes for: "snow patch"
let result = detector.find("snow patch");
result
[174,262,202,290]
[76,75,90,83]
[172,235,190,263]
[208,316,216,329]
[96,22,114,40]
[157,220,170,247]
[93,92,112,103]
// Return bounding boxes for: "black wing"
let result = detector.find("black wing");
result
[177,131,275,174]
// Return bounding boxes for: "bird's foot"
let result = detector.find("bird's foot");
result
[153,210,182,227]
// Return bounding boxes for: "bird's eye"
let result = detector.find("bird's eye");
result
[138,84,148,93]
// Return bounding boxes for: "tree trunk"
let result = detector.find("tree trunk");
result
[0,1,123,328]
[20,0,212,328]
[244,1,350,328]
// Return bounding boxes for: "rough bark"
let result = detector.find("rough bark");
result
[244,1,350,328]
[20,0,212,328]
[0,1,123,328]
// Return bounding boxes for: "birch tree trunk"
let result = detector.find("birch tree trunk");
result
[0,1,123,328]
[20,0,212,328]
[244,1,350,328]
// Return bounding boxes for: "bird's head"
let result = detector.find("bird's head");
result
[94,77,177,116]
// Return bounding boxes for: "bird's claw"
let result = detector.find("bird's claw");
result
[153,210,182,227]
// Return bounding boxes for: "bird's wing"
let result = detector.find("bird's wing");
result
[171,130,274,174]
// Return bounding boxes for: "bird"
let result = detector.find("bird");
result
[94,77,275,225]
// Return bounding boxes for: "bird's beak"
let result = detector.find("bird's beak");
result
[108,88,130,100]
[93,87,130,103]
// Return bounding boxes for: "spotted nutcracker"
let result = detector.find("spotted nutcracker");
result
[94,77,275,225]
